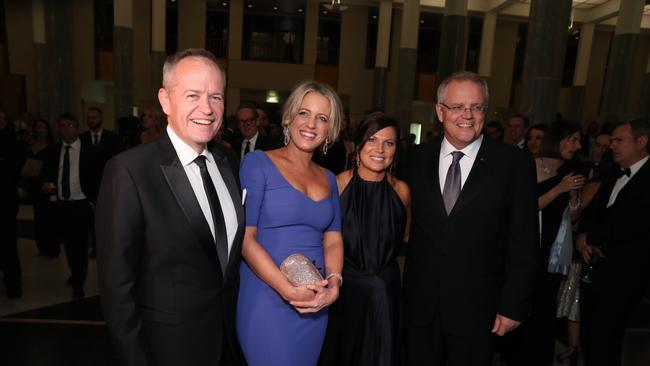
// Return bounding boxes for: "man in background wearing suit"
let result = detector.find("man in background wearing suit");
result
[41,113,100,298]
[403,71,539,366]
[96,48,245,366]
[577,118,650,366]
[80,107,122,259]
[232,103,278,160]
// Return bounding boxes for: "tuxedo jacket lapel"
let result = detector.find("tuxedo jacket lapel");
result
[210,144,245,278]
[450,141,493,215]
[158,132,222,277]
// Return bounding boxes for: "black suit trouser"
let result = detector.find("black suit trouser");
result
[405,309,495,366]
[56,200,91,289]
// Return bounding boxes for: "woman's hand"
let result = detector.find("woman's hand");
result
[557,172,586,193]
[279,284,317,303]
[289,280,339,313]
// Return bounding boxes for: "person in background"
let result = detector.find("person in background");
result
[525,124,547,157]
[139,107,161,144]
[320,112,410,366]
[485,120,504,142]
[236,80,344,366]
[508,114,530,148]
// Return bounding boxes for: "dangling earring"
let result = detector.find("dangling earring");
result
[322,138,329,155]
[283,127,290,146]
[355,153,360,167]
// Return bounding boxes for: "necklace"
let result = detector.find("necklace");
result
[539,158,551,174]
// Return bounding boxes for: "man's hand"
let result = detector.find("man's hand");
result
[491,314,521,336]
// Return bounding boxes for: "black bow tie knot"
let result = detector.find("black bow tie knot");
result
[616,167,631,178]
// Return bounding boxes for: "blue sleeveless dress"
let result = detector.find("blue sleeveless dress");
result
[236,151,341,366]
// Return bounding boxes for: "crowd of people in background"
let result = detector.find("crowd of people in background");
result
[1,50,649,366]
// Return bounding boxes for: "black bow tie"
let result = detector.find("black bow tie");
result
[616,168,631,178]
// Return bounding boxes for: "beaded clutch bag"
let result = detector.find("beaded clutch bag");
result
[280,253,323,286]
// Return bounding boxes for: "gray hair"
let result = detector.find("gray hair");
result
[436,71,489,105]
[162,48,226,89]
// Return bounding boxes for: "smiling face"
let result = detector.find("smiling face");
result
[158,57,225,153]
[559,131,582,160]
[358,126,397,176]
[436,80,486,150]
[237,107,258,140]
[592,133,611,163]
[287,92,331,153]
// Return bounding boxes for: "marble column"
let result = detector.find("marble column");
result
[226,0,244,115]
[568,22,595,123]
[519,0,572,125]
[304,0,319,66]
[395,0,419,135]
[32,0,49,119]
[600,0,645,124]
[44,0,74,122]
[113,0,133,119]
[436,0,468,87]
[151,0,166,92]
[372,0,392,110]
[177,0,207,50]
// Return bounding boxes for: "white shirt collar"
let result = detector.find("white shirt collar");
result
[167,125,213,166]
[441,134,483,161]
[65,138,81,149]
[247,131,259,145]
[629,155,649,177]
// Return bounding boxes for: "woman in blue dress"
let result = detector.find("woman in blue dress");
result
[236,81,344,366]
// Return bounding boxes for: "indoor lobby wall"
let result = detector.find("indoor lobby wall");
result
[4,0,36,115]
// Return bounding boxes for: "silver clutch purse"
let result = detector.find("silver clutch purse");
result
[280,253,324,286]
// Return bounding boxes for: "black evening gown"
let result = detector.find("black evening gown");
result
[320,169,406,366]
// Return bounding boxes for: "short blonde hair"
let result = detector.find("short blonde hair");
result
[282,81,343,146]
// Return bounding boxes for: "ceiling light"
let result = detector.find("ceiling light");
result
[323,0,348,12]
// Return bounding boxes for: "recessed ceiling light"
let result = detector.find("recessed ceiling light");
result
[323,10,328,14]
[372,15,377,19]
[247,4,252,8]
[420,20,424,23]
[298,8,303,12]
[222,2,227,6]
[273,6,278,10]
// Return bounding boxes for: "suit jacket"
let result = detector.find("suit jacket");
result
[40,140,101,203]
[231,133,279,159]
[403,136,539,336]
[81,129,122,176]
[578,158,650,301]
[96,130,245,366]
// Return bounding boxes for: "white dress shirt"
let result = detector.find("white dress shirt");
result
[241,131,259,158]
[57,138,87,201]
[439,135,483,192]
[91,128,104,145]
[167,126,238,255]
[607,156,649,207]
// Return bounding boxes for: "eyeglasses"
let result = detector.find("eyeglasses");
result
[439,103,487,115]
[238,118,256,125]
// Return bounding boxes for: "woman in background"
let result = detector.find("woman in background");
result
[237,81,344,366]
[320,113,410,366]
[139,108,161,144]
[525,124,547,156]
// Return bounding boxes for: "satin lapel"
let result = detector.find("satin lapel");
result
[158,132,221,273]
[449,139,492,216]
[616,159,650,200]
[211,145,245,278]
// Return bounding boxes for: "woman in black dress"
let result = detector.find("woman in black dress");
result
[320,113,410,366]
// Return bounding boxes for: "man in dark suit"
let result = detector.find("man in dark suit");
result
[96,49,245,366]
[403,71,539,366]
[231,103,278,159]
[576,118,650,366]
[80,106,122,258]
[41,113,100,298]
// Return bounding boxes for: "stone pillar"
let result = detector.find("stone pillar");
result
[372,0,392,110]
[151,0,166,92]
[600,0,645,124]
[226,0,244,115]
[44,0,74,121]
[519,0,572,125]
[436,0,468,87]
[304,0,319,66]
[478,11,497,80]
[568,22,595,123]
[395,0,419,135]
[113,0,133,119]
[32,0,48,119]
[177,0,207,50]
[640,56,650,120]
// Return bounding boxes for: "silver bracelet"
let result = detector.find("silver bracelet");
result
[325,272,343,287]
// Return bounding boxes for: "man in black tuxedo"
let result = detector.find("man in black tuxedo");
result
[577,118,650,366]
[403,71,539,366]
[41,113,100,298]
[96,49,245,366]
[80,107,122,258]
[232,104,278,160]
